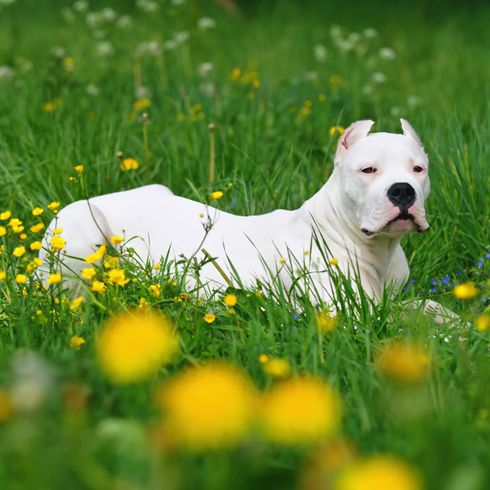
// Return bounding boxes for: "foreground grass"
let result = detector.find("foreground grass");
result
[0,0,489,489]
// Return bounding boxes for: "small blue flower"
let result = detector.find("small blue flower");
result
[486,253,490,259]
[430,279,437,286]
[477,261,483,268]
[291,312,299,321]
[429,287,437,294]
[409,278,416,284]
[441,275,450,285]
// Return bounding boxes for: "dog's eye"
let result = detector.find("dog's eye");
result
[361,167,377,174]
[413,165,424,173]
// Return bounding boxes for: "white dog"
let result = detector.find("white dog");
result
[41,119,439,309]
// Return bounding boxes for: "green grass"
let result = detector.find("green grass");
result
[0,0,489,489]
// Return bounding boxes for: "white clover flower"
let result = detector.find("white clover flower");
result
[304,70,319,82]
[198,62,214,78]
[371,72,386,83]
[329,25,342,39]
[136,85,151,98]
[135,41,161,57]
[362,85,374,96]
[407,95,422,108]
[117,15,132,28]
[136,0,158,13]
[163,39,178,51]
[0,65,14,82]
[86,84,100,96]
[197,17,216,30]
[73,0,88,12]
[174,30,190,44]
[363,28,378,38]
[171,0,186,5]
[313,44,327,62]
[347,32,360,44]
[390,106,402,117]
[50,46,66,58]
[86,11,101,28]
[96,41,114,57]
[379,47,396,60]
[199,82,215,97]
[100,7,116,21]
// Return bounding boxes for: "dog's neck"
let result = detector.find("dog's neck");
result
[301,175,404,293]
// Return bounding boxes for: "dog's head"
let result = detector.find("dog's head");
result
[333,119,430,238]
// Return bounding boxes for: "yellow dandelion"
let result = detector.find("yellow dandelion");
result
[107,268,129,286]
[210,190,224,200]
[0,210,11,221]
[153,263,161,270]
[110,235,124,245]
[30,222,45,233]
[26,258,43,273]
[29,241,42,251]
[50,235,66,251]
[262,358,291,378]
[453,282,479,300]
[475,313,490,332]
[91,280,106,293]
[204,311,216,324]
[11,225,24,234]
[375,341,430,384]
[258,354,270,364]
[224,293,238,307]
[70,296,85,310]
[47,273,62,285]
[84,244,106,264]
[330,257,339,266]
[0,271,6,281]
[47,201,61,211]
[81,267,97,280]
[133,98,152,111]
[8,218,22,228]
[121,158,139,171]
[316,310,339,333]
[97,309,179,384]
[32,207,43,216]
[335,455,422,490]
[103,255,119,269]
[74,164,84,174]
[155,362,255,450]
[149,284,161,297]
[16,274,27,284]
[259,376,342,445]
[20,233,27,240]
[71,336,86,349]
[13,245,26,258]
[0,226,5,237]
[329,126,345,137]
[53,227,63,235]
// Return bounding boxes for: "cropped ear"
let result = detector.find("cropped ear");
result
[334,120,375,165]
[400,118,423,148]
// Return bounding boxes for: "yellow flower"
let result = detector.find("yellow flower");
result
[149,284,161,297]
[47,273,62,285]
[11,225,24,233]
[110,235,124,245]
[258,354,270,364]
[47,201,61,211]
[70,296,85,310]
[85,244,106,264]
[103,255,119,269]
[16,274,27,284]
[329,126,345,137]
[0,271,6,281]
[81,267,97,280]
[26,258,43,272]
[262,358,291,378]
[29,241,42,251]
[475,313,490,332]
[318,93,327,102]
[210,191,224,200]
[330,257,339,266]
[13,245,26,258]
[30,223,45,233]
[98,309,179,384]
[0,210,11,221]
[230,67,241,81]
[375,341,429,384]
[121,158,139,171]
[9,218,22,228]
[43,98,63,112]
[259,376,342,445]
[453,282,479,299]
[91,280,106,293]
[0,226,6,237]
[63,57,75,70]
[224,293,237,307]
[204,311,216,324]
[74,164,84,174]
[107,268,129,286]
[20,233,27,240]
[0,389,13,423]
[53,227,63,235]
[71,336,86,349]
[279,257,286,264]
[155,362,255,450]
[32,207,43,216]
[50,235,66,251]
[133,98,152,111]
[316,310,339,333]
[335,455,422,490]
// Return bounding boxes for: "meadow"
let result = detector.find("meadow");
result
[0,0,489,488]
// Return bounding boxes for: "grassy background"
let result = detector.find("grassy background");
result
[0,0,489,489]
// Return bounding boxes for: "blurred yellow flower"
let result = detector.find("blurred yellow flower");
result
[47,273,62,285]
[0,225,6,237]
[475,313,490,332]
[16,274,27,284]
[453,282,479,299]
[74,164,84,174]
[259,376,342,445]
[43,98,63,112]
[0,271,6,281]
[85,244,106,264]
[204,311,216,324]
[156,362,255,450]
[50,235,66,251]
[32,207,43,216]
[224,293,237,307]
[375,341,429,384]
[47,201,61,211]
[0,210,11,221]
[97,309,179,384]
[63,57,75,71]
[26,258,43,273]
[103,255,119,269]
[30,223,45,233]
[0,389,13,423]
[335,455,422,490]
[13,245,26,258]
[9,218,22,228]
[330,257,339,266]
[230,67,241,80]
[316,310,339,333]
[149,284,161,297]
[110,235,124,245]
[262,358,291,378]
[91,280,106,293]
[107,268,129,286]
[258,354,269,364]
[20,233,27,240]
[329,126,345,136]
[81,267,97,280]
[121,158,139,171]
[71,336,86,349]
[11,225,24,234]
[29,241,42,251]
[53,227,63,235]
[210,191,224,200]
[70,296,85,310]
[133,98,152,111]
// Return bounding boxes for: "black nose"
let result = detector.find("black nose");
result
[387,183,416,208]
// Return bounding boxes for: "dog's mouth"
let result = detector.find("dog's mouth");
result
[361,212,428,236]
